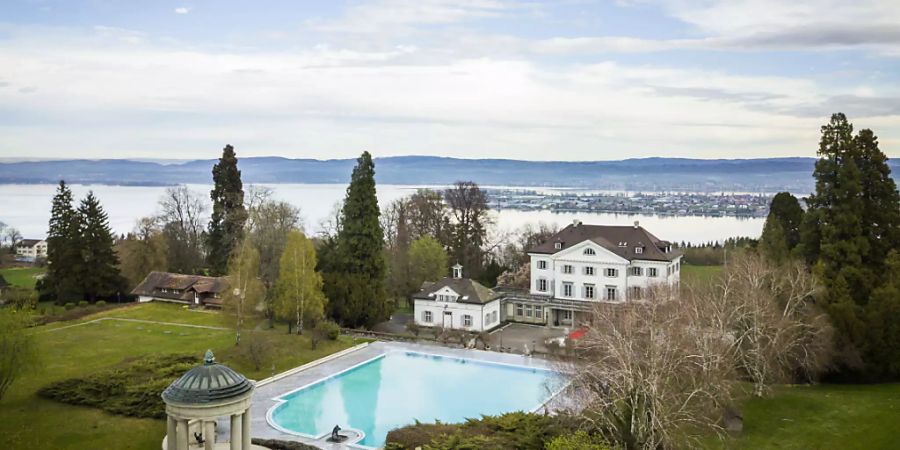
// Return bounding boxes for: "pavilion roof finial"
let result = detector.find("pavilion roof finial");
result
[204,349,216,365]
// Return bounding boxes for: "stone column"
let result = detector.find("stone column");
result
[230,413,242,450]
[204,420,215,450]
[166,416,177,450]
[242,408,251,449]
[176,419,189,450]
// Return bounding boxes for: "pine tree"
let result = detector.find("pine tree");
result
[274,230,326,335]
[328,151,388,328]
[44,181,82,302]
[207,145,248,275]
[78,191,123,301]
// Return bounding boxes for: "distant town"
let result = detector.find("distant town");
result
[485,189,774,218]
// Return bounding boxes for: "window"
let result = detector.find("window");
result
[584,284,595,299]
[463,315,472,327]
[535,306,543,319]
[562,310,573,320]
[538,260,548,270]
[606,287,617,301]
[606,268,618,277]
[525,305,533,317]
[485,313,491,325]
[583,248,596,255]
[554,242,563,249]
[631,286,642,299]
[630,266,643,276]
[676,262,680,272]
[648,267,658,277]
[538,278,548,292]
[635,247,643,254]
[563,282,573,297]
[423,311,433,323]
[492,311,498,323]
[584,266,595,276]
[516,304,524,316]
[563,264,574,274]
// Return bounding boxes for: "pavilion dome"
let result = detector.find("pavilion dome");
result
[162,350,253,405]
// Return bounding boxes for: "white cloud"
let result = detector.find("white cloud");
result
[174,7,191,15]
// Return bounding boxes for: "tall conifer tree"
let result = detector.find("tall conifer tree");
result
[78,191,123,301]
[44,181,81,302]
[328,151,388,328]
[207,145,248,275]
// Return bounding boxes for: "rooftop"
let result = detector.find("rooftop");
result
[162,350,253,405]
[529,221,682,262]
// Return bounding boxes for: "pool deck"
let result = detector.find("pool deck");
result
[243,340,561,449]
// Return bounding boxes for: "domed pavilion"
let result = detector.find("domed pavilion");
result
[162,350,260,450]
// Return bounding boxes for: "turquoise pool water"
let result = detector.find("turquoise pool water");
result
[269,351,561,448]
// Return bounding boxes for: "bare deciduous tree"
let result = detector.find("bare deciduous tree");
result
[158,185,208,274]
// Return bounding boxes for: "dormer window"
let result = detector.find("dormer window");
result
[554,242,563,250]
[583,248,596,256]
[635,247,643,254]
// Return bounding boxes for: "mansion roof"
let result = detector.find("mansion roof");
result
[529,222,682,262]
[413,277,499,305]
[16,239,43,248]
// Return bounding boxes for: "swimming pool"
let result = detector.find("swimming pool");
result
[267,350,562,448]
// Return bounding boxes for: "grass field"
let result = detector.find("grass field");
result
[0,302,360,450]
[0,266,46,289]
[710,383,900,450]
[681,263,724,283]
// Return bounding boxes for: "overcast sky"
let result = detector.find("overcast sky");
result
[1,0,899,161]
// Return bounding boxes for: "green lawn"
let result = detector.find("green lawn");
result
[0,266,46,289]
[0,302,360,450]
[708,383,900,450]
[681,263,723,283]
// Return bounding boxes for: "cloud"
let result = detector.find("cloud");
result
[174,7,191,15]
[307,0,515,34]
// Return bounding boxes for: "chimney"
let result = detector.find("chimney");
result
[452,263,463,279]
[573,219,582,227]
[633,220,640,229]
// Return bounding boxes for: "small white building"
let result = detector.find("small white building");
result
[413,264,502,332]
[15,239,47,261]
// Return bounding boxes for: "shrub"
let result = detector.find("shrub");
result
[96,300,106,306]
[545,431,611,450]
[78,300,89,308]
[64,302,75,310]
[385,412,587,450]
[310,320,340,350]
[37,354,197,419]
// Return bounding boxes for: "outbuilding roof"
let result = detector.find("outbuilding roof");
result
[130,271,228,302]
[412,277,499,304]
[529,222,682,262]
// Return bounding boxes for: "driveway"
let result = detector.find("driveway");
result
[372,312,412,334]
[489,323,569,354]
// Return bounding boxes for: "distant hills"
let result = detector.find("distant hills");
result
[1,156,898,192]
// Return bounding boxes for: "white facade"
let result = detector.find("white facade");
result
[414,285,502,332]
[15,240,47,260]
[529,240,681,303]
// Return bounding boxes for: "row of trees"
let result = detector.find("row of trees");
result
[42,182,123,302]
[759,113,900,380]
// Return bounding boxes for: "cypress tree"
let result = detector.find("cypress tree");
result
[78,191,123,301]
[44,181,82,302]
[207,145,248,275]
[330,151,388,328]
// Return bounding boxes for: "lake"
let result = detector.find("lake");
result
[0,184,764,244]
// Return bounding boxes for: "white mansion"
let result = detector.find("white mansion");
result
[413,220,683,331]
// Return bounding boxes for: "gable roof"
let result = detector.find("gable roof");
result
[130,271,228,301]
[16,239,43,248]
[412,277,499,304]
[529,222,682,262]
